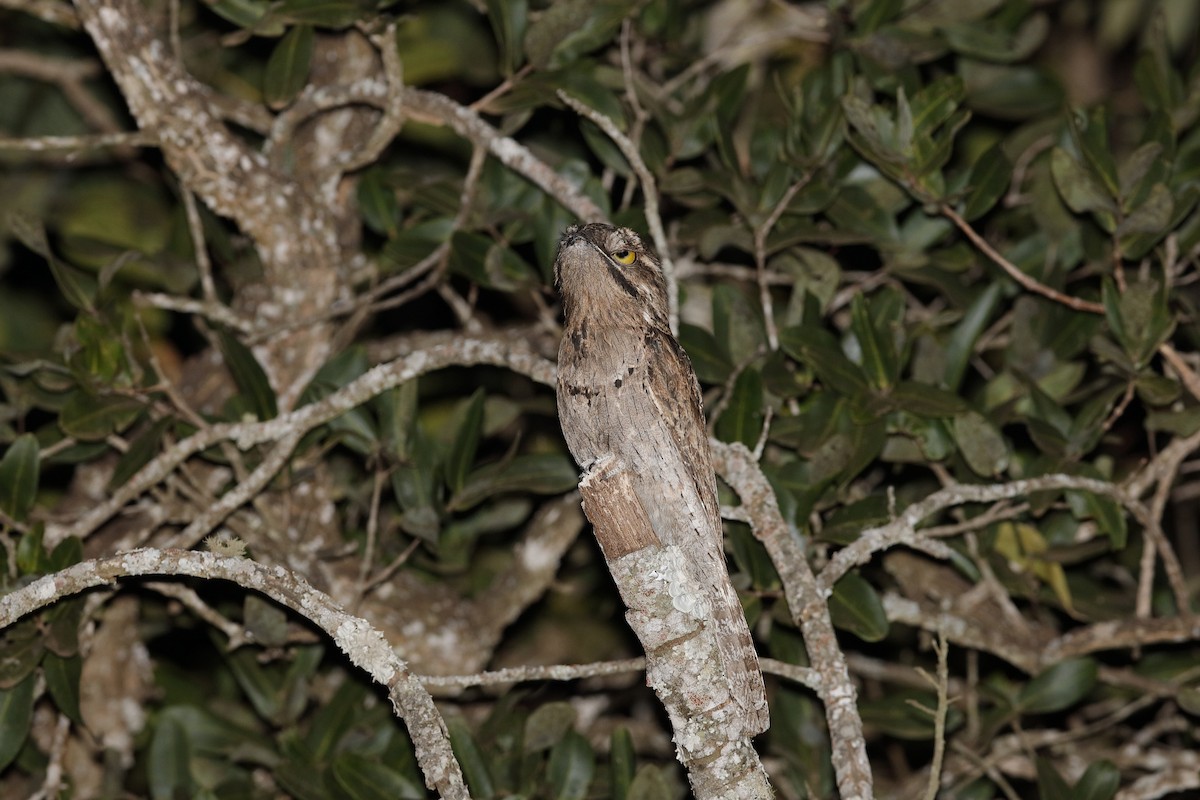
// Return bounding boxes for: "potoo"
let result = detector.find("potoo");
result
[555,223,769,736]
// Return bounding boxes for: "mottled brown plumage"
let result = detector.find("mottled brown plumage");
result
[555,223,768,736]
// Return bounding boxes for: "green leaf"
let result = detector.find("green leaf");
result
[59,392,143,441]
[678,324,733,384]
[712,284,766,363]
[1103,278,1174,369]
[44,595,84,656]
[547,729,595,800]
[523,0,636,70]
[1074,491,1127,550]
[243,595,289,649]
[891,382,967,417]
[952,410,1009,477]
[525,701,576,752]
[962,142,1011,221]
[447,715,495,799]
[449,230,537,290]
[263,25,313,108]
[332,752,424,800]
[944,282,1002,390]
[780,324,868,397]
[943,13,1049,62]
[1018,658,1097,713]
[859,688,958,740]
[8,212,96,312]
[1070,108,1120,200]
[626,765,672,800]
[828,572,888,641]
[305,679,364,761]
[217,330,277,420]
[1050,148,1116,217]
[226,648,283,722]
[610,728,636,800]
[357,167,400,237]
[1116,182,1173,237]
[378,380,419,461]
[43,652,83,724]
[15,526,48,575]
[1075,760,1119,800]
[109,418,172,491]
[850,294,897,390]
[0,673,35,771]
[274,0,365,28]
[1035,758,1072,800]
[380,218,455,273]
[445,389,486,495]
[453,454,578,510]
[148,711,194,800]
[0,433,39,522]
[205,0,271,29]
[716,368,764,448]
[486,0,527,74]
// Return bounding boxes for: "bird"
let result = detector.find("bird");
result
[555,222,769,736]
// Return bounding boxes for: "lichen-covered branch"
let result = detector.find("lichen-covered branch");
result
[577,459,772,800]
[0,548,469,800]
[711,441,873,800]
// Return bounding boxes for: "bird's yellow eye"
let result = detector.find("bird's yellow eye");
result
[612,249,636,265]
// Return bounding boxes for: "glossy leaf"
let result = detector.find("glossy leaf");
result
[626,765,672,800]
[1075,760,1120,800]
[524,0,636,70]
[244,595,289,649]
[217,330,277,420]
[453,453,578,510]
[263,25,313,108]
[1036,758,1072,800]
[148,711,194,800]
[524,701,576,752]
[610,727,635,800]
[679,323,733,384]
[962,142,1011,221]
[952,410,1008,476]
[547,729,595,800]
[9,212,95,312]
[108,417,171,491]
[780,324,868,397]
[59,392,143,441]
[43,652,83,724]
[1018,658,1097,714]
[0,673,34,771]
[1050,148,1115,216]
[0,433,39,522]
[274,0,366,28]
[447,715,495,799]
[828,572,888,641]
[446,388,486,495]
[486,0,527,74]
[332,753,424,800]
[850,294,897,390]
[716,368,764,448]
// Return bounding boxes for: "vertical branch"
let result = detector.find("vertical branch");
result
[577,458,772,799]
[712,441,874,800]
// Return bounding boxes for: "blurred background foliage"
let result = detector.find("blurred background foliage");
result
[3,0,1200,797]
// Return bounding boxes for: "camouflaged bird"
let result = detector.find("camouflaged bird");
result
[555,222,769,737]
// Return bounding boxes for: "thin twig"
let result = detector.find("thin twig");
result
[941,204,1105,314]
[556,90,677,334]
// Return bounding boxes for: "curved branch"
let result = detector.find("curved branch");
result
[0,548,469,800]
[47,337,559,546]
